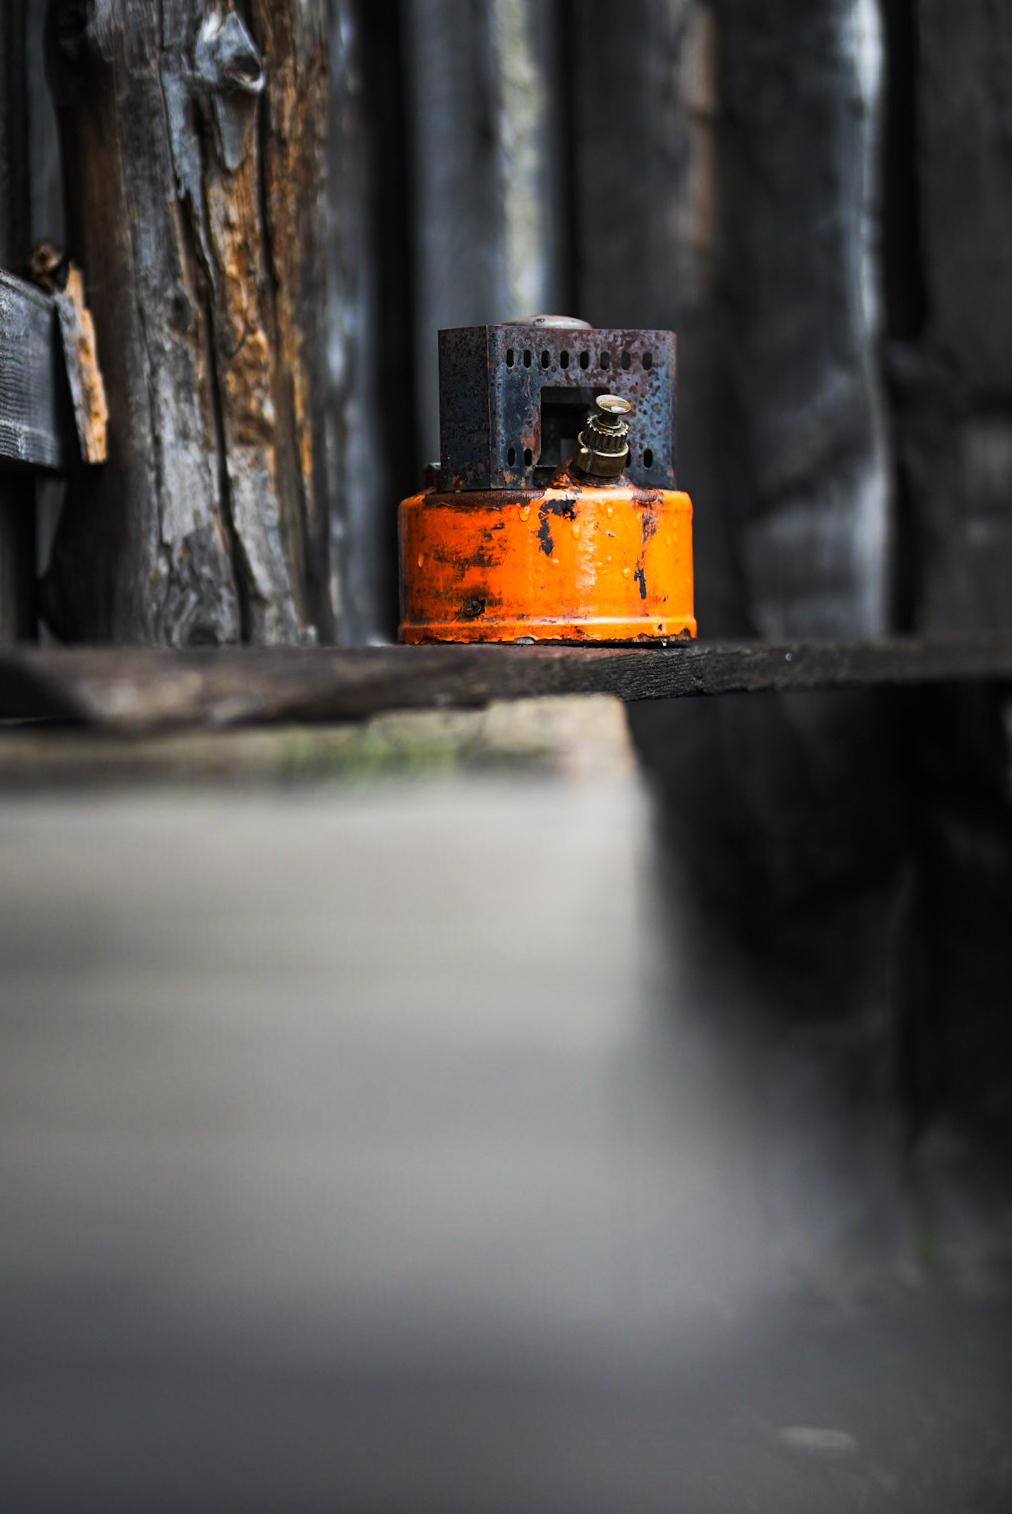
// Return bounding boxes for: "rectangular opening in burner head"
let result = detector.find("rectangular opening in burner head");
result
[536,386,605,482]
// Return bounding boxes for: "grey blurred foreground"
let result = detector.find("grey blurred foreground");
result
[0,700,1010,1513]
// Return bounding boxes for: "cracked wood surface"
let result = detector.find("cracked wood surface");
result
[42,0,333,646]
[0,270,74,472]
[1,636,1011,734]
[892,1,1012,634]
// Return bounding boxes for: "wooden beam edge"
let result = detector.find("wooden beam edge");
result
[1,636,1012,735]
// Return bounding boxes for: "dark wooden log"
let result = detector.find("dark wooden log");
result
[42,0,338,646]
[573,0,890,639]
[717,0,890,641]
[571,0,727,627]
[574,2,897,959]
[329,0,394,642]
[0,0,37,643]
[892,2,1012,633]
[879,3,1012,1136]
[403,0,567,460]
[1,635,1012,735]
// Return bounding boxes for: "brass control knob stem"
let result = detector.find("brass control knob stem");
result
[572,394,631,478]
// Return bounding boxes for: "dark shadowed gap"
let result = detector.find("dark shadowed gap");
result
[879,5,1012,1143]
[895,682,1012,1139]
[881,0,926,342]
[882,0,926,634]
[0,0,38,642]
[357,0,418,641]
[890,435,920,633]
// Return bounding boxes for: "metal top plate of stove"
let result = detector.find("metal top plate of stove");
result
[438,322,676,492]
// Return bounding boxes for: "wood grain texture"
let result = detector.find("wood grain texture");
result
[404,0,566,461]
[572,0,889,641]
[571,0,725,630]
[41,0,336,647]
[253,0,334,642]
[2,636,1012,734]
[717,0,890,642]
[0,271,72,471]
[329,0,392,642]
[892,1,1012,633]
[53,263,107,464]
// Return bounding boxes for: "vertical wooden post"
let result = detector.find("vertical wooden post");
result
[899,1,1012,633]
[42,0,338,646]
[0,0,37,643]
[887,1,1012,1129]
[403,0,567,461]
[716,0,891,642]
[340,0,413,643]
[574,0,889,639]
[571,0,724,619]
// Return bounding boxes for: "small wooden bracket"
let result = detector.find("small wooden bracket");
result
[0,270,74,471]
[52,265,109,465]
[0,264,107,474]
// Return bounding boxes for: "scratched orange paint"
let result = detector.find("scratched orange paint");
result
[399,473,695,643]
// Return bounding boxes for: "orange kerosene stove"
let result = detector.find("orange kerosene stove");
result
[399,316,695,644]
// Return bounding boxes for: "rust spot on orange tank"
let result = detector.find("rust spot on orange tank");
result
[641,506,659,546]
[537,503,554,557]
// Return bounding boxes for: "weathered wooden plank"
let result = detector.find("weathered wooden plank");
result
[0,270,72,471]
[717,0,891,640]
[403,0,567,461]
[571,0,725,630]
[2,636,1012,735]
[572,0,889,640]
[892,1,1012,633]
[331,0,397,643]
[42,0,340,647]
[42,0,240,645]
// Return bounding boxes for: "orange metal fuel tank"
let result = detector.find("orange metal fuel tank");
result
[399,319,695,644]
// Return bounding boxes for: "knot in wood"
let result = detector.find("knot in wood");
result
[194,11,265,173]
[194,11,265,97]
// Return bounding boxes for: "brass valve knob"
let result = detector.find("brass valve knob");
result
[573,394,631,478]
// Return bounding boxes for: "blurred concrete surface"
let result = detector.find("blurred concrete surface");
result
[0,697,1010,1512]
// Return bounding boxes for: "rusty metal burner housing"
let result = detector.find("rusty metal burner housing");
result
[399,319,695,644]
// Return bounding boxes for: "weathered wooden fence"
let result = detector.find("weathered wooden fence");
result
[6,0,1007,657]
